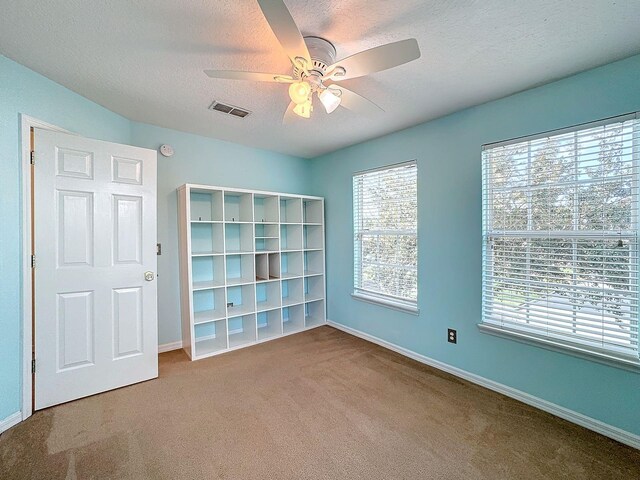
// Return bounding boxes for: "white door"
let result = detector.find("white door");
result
[34,129,158,410]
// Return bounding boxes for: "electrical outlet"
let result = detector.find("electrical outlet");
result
[448,329,457,344]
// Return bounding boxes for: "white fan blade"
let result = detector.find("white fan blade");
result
[326,38,420,81]
[332,86,383,115]
[257,0,311,68]
[204,70,295,83]
[283,101,298,124]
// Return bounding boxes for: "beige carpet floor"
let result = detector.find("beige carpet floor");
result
[0,326,638,479]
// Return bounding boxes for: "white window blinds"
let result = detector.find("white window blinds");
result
[353,161,417,309]
[482,114,640,363]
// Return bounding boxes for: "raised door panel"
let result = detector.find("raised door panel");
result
[56,148,94,179]
[57,291,95,370]
[113,287,143,359]
[57,190,94,267]
[113,195,142,264]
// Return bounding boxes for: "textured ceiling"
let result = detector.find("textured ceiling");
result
[1,1,640,158]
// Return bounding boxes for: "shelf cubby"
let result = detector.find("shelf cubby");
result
[303,225,323,250]
[305,300,325,328]
[281,277,304,306]
[280,224,302,251]
[256,280,281,311]
[304,250,324,276]
[254,195,279,223]
[226,284,256,317]
[194,320,228,356]
[225,223,253,253]
[257,309,282,340]
[280,197,302,223]
[304,275,325,302]
[179,184,325,360]
[255,223,279,252]
[303,199,323,224]
[193,288,227,323]
[224,192,253,222]
[268,253,281,279]
[283,304,304,334]
[280,251,303,279]
[228,314,257,348]
[192,255,225,289]
[226,254,255,285]
[255,253,269,281]
[190,190,223,222]
[191,223,224,255]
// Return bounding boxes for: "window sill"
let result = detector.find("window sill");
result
[478,323,640,373]
[351,292,419,315]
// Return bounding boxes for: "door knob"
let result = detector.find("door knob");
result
[144,271,155,281]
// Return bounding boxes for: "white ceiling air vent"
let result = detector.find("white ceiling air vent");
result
[209,101,251,118]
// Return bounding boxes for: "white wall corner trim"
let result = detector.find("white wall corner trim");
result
[0,411,22,435]
[158,341,183,353]
[326,320,640,450]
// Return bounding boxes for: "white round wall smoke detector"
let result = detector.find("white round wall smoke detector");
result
[159,144,174,157]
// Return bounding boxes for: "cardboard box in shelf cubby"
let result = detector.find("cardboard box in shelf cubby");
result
[256,280,281,311]
[280,197,302,223]
[281,277,304,306]
[192,255,225,289]
[228,314,257,348]
[304,250,324,276]
[194,319,227,356]
[305,300,325,328]
[254,195,279,223]
[226,284,256,317]
[280,251,303,279]
[226,254,254,285]
[280,224,302,251]
[303,224,323,250]
[304,275,324,302]
[257,309,282,340]
[191,223,224,255]
[283,304,304,334]
[225,223,253,253]
[303,199,323,224]
[193,288,226,324]
[224,192,253,222]
[190,190,223,222]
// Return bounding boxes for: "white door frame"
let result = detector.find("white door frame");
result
[20,114,74,421]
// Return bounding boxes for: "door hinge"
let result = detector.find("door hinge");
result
[30,151,35,165]
[31,254,36,269]
[32,359,36,374]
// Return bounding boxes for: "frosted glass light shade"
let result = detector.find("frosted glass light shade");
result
[319,89,341,114]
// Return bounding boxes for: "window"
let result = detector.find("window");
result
[353,161,418,312]
[481,114,639,366]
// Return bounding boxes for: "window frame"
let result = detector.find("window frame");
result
[352,160,419,315]
[479,113,640,371]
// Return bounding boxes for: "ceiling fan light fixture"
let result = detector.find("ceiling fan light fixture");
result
[293,99,313,118]
[288,81,311,104]
[319,88,341,114]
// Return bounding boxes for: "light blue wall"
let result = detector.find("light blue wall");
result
[129,122,310,345]
[309,54,640,436]
[0,55,132,420]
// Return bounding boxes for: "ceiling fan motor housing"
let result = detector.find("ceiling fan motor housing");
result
[295,36,337,80]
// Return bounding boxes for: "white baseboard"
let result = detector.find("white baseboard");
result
[158,340,183,353]
[327,320,640,450]
[0,411,22,435]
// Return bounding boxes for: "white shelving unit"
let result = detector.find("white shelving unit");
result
[178,184,326,360]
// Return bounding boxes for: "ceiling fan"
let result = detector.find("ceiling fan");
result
[204,0,421,122]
